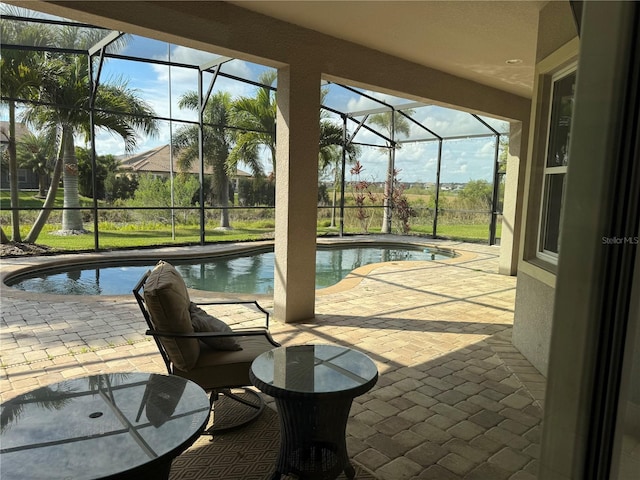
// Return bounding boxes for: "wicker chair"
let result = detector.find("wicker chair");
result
[133,260,280,434]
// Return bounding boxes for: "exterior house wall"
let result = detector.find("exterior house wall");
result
[512,1,578,375]
[513,271,555,375]
[0,169,39,191]
[1,122,41,190]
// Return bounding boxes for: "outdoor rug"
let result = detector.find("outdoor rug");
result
[169,406,378,480]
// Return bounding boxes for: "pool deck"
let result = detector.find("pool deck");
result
[0,235,546,480]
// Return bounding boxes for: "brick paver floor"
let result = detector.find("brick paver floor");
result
[0,236,546,480]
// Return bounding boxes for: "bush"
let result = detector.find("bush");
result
[238,177,275,206]
[105,173,138,202]
[126,173,200,223]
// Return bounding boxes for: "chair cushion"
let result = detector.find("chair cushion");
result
[144,261,199,371]
[189,302,242,351]
[172,335,275,390]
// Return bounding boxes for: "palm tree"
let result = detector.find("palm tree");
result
[228,70,277,177]
[367,110,412,233]
[16,131,57,198]
[0,9,52,242]
[22,26,158,240]
[173,91,234,228]
[318,120,360,227]
[230,71,357,183]
[1,383,75,433]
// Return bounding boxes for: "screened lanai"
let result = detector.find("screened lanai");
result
[1,5,509,252]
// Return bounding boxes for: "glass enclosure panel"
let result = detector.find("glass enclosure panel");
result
[437,211,491,243]
[320,82,356,113]
[169,44,226,67]
[398,118,440,143]
[494,213,504,245]
[115,35,169,60]
[343,86,422,110]
[409,206,434,236]
[219,59,276,86]
[418,105,496,138]
[348,114,391,147]
[394,140,439,188]
[1,5,506,250]
[342,205,384,234]
[476,115,510,135]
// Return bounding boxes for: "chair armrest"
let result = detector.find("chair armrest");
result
[194,300,270,329]
[146,328,280,346]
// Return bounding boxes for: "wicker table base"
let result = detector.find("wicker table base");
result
[250,344,378,480]
[272,395,355,480]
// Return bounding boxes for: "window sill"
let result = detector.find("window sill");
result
[519,256,557,288]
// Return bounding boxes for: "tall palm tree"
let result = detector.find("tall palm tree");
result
[318,120,360,227]
[173,91,234,228]
[368,110,412,233]
[16,131,57,198]
[22,26,158,240]
[230,71,357,182]
[228,70,277,177]
[0,9,52,242]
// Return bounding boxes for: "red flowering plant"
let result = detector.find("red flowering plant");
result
[387,169,417,234]
[349,161,379,233]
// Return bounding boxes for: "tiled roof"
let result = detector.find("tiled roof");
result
[119,144,251,177]
[0,122,33,144]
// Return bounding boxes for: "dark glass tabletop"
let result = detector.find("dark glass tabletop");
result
[0,373,210,480]
[250,344,378,397]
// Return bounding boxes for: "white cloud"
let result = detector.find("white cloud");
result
[345,89,402,114]
[5,34,505,186]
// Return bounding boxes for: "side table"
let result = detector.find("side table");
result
[250,344,378,480]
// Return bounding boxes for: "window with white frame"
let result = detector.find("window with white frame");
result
[538,66,576,262]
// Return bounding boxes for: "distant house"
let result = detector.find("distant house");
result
[0,121,40,190]
[118,144,252,189]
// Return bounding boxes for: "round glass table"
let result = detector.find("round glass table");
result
[250,344,378,480]
[0,372,210,480]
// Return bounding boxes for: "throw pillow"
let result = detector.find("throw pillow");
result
[189,302,242,351]
[144,261,200,371]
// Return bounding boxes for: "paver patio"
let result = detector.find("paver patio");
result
[0,236,546,479]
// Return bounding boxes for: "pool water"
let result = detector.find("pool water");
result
[7,246,454,296]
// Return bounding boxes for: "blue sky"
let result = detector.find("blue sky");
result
[2,14,509,184]
[96,39,508,184]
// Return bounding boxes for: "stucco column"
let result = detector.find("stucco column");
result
[273,66,320,323]
[498,120,528,275]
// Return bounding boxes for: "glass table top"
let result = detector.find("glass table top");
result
[0,373,210,480]
[250,344,378,395]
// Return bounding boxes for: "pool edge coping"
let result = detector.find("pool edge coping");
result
[0,236,478,301]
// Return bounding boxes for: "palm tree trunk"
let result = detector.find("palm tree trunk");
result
[381,150,393,234]
[38,172,48,198]
[61,129,85,232]
[269,145,277,176]
[8,102,22,242]
[219,176,231,228]
[24,135,65,243]
[330,164,339,228]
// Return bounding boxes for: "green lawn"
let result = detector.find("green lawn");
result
[0,190,96,208]
[436,223,498,242]
[15,223,273,251]
[2,191,501,250]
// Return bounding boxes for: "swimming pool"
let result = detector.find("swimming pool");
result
[6,245,455,296]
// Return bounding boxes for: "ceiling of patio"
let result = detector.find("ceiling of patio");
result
[229,1,545,98]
